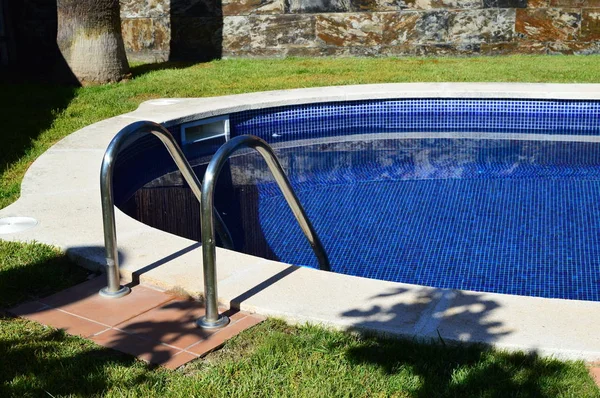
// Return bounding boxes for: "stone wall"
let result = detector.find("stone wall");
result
[120,0,600,59]
[6,0,598,67]
[222,0,600,56]
[120,0,223,62]
[120,0,171,62]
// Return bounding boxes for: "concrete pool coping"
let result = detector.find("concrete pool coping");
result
[1,83,600,361]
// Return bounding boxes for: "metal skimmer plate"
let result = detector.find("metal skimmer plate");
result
[0,217,38,234]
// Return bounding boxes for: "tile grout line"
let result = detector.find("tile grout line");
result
[11,300,113,338]
[51,307,114,328]
[36,292,179,336]
[107,324,196,352]
[109,296,178,329]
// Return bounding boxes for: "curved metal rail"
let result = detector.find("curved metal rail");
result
[197,135,331,329]
[99,120,234,299]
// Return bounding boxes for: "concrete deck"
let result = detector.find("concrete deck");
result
[1,83,600,361]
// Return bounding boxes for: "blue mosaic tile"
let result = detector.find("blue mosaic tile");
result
[252,174,600,301]
[220,134,600,302]
[230,99,600,141]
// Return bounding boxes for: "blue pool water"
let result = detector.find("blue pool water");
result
[117,98,600,301]
[224,137,600,301]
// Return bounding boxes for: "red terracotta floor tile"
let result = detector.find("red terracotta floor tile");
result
[91,328,182,367]
[115,299,214,350]
[221,308,250,323]
[186,315,264,356]
[40,279,174,326]
[39,277,106,307]
[115,301,249,351]
[22,308,110,338]
[13,280,265,369]
[161,351,200,370]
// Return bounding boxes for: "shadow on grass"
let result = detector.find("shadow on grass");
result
[129,61,199,79]
[342,331,573,397]
[0,241,91,309]
[315,286,598,397]
[226,281,597,396]
[0,82,77,178]
[0,322,166,397]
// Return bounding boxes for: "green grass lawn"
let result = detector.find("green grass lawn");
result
[1,55,600,396]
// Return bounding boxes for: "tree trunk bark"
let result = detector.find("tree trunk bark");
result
[57,0,129,84]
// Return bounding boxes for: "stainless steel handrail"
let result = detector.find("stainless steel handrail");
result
[196,134,331,329]
[99,120,234,299]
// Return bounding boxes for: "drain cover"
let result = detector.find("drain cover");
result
[0,217,38,234]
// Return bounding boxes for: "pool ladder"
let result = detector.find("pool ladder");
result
[99,121,330,329]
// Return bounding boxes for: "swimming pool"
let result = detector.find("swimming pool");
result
[114,97,600,302]
[3,84,600,359]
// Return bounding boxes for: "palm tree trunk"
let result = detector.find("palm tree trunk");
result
[57,0,129,84]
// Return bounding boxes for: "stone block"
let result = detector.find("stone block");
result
[121,17,170,53]
[386,42,480,55]
[420,43,481,54]
[171,0,222,17]
[122,18,153,53]
[400,0,483,9]
[414,11,451,43]
[571,41,600,54]
[286,46,353,56]
[316,13,384,47]
[223,16,252,51]
[384,11,450,45]
[223,0,284,15]
[286,0,352,13]
[380,44,417,55]
[448,9,515,44]
[547,40,599,53]
[480,41,547,54]
[548,0,589,6]
[527,0,550,8]
[483,0,526,7]
[250,15,317,48]
[382,12,421,45]
[125,50,170,63]
[348,45,386,55]
[350,0,401,12]
[120,0,169,18]
[581,9,600,41]
[224,46,287,57]
[516,8,581,41]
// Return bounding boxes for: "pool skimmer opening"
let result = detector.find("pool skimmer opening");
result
[0,217,38,234]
